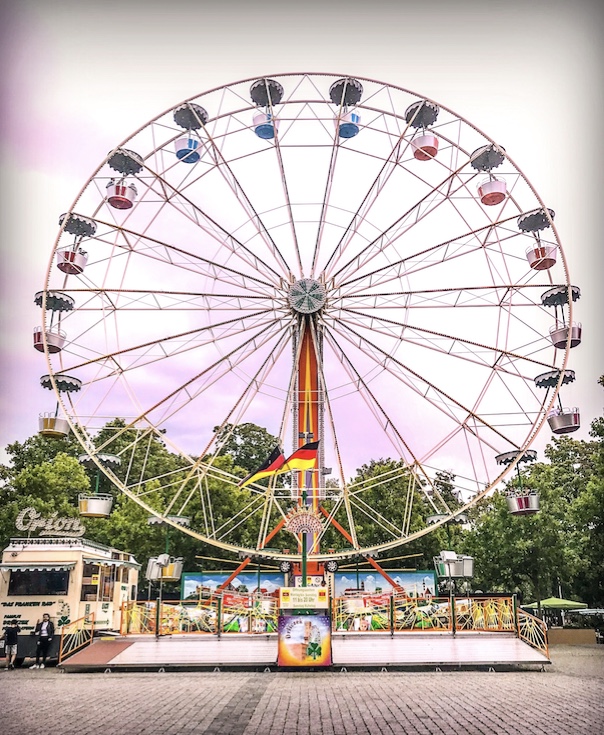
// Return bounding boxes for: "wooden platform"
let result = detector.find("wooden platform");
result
[60,632,549,672]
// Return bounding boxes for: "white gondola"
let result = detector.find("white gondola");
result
[33,326,66,354]
[411,133,438,160]
[106,180,137,209]
[78,494,114,518]
[477,177,507,206]
[253,112,278,139]
[174,137,201,163]
[161,558,184,581]
[526,243,557,270]
[547,407,580,434]
[56,248,88,275]
[549,322,582,349]
[335,110,361,139]
[38,413,70,437]
[506,494,540,515]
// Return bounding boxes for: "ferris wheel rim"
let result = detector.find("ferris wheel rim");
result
[39,72,576,562]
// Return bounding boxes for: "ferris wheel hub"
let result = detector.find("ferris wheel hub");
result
[288,279,327,314]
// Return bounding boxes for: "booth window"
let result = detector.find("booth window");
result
[80,562,116,602]
[8,570,70,596]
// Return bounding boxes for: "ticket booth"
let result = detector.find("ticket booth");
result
[0,526,139,664]
[277,586,332,667]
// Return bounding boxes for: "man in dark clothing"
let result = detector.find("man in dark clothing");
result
[1,620,21,670]
[30,614,55,669]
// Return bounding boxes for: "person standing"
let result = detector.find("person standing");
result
[1,620,21,670]
[30,613,55,669]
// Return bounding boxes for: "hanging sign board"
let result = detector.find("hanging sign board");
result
[293,575,324,588]
[279,586,329,610]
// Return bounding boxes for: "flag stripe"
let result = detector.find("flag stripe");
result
[239,446,285,488]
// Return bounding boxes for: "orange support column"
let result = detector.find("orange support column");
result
[296,323,321,562]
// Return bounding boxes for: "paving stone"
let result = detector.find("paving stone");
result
[0,646,602,734]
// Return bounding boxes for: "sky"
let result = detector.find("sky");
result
[1,0,603,483]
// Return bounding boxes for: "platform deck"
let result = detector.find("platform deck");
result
[60,631,549,671]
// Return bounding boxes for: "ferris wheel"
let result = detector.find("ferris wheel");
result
[35,73,581,563]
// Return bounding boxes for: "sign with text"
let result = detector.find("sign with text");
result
[15,507,85,537]
[279,586,329,609]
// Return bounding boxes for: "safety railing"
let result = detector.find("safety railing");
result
[159,598,219,635]
[120,594,546,653]
[333,594,391,631]
[517,608,549,658]
[455,597,515,632]
[58,612,95,663]
[393,595,452,631]
[120,595,279,636]
[332,595,519,634]
[120,601,158,635]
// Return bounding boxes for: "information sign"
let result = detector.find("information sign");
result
[279,586,329,609]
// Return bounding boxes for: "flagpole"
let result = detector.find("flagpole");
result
[301,489,308,587]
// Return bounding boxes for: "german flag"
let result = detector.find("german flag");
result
[239,446,286,488]
[277,441,320,473]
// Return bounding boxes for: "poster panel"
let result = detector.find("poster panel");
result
[279,586,329,609]
[333,570,437,597]
[278,614,332,667]
[181,572,285,599]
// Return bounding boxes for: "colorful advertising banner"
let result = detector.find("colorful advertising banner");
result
[278,614,332,667]
[333,570,437,597]
[279,586,329,609]
[181,572,285,599]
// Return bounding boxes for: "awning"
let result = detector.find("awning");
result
[522,596,588,610]
[0,562,76,572]
[83,558,140,570]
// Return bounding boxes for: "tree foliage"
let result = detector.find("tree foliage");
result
[1,376,603,607]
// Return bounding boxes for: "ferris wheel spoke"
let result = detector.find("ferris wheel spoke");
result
[61,309,283,375]
[333,213,522,294]
[272,122,304,278]
[328,160,481,284]
[348,495,404,540]
[321,131,414,278]
[330,283,554,310]
[92,319,289,455]
[322,323,442,510]
[140,165,286,286]
[90,218,279,296]
[309,131,342,278]
[61,288,285,312]
[148,318,293,430]
[164,327,292,517]
[198,123,294,279]
[327,314,522,450]
[307,320,347,490]
[334,307,556,372]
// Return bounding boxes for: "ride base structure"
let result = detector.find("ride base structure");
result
[57,587,549,672]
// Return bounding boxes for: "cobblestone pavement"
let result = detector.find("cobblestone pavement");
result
[1,646,602,735]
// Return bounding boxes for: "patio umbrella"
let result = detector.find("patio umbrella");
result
[523,597,588,610]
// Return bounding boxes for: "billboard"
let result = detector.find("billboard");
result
[277,614,332,667]
[181,572,285,599]
[333,570,436,597]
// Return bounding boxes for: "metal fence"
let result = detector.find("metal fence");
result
[119,594,548,657]
[58,612,96,663]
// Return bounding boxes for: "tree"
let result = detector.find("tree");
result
[213,423,279,474]
[568,375,604,606]
[0,451,90,548]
